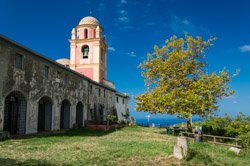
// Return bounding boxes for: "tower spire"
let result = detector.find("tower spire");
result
[69,16,107,83]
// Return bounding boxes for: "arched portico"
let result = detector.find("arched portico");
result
[4,91,27,135]
[38,96,52,132]
[60,99,71,129]
[76,102,83,127]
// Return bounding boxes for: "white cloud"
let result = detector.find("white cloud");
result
[114,0,132,30]
[121,0,127,4]
[120,10,127,14]
[117,9,129,23]
[170,14,209,35]
[145,22,156,26]
[97,3,106,13]
[225,95,239,104]
[224,95,236,100]
[119,25,134,30]
[118,16,129,23]
[233,101,238,104]
[108,47,115,52]
[182,19,190,25]
[240,45,250,52]
[127,51,136,57]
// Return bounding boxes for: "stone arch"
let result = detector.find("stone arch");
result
[4,89,28,100]
[4,91,27,135]
[60,99,71,129]
[37,96,53,132]
[110,106,118,117]
[98,104,104,123]
[76,101,84,127]
[100,104,104,122]
[93,104,98,122]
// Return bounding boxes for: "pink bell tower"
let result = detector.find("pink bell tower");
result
[69,16,107,83]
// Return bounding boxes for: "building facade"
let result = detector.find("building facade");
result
[0,16,129,135]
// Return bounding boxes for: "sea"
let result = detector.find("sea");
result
[135,117,202,128]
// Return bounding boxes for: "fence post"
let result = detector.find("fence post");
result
[214,136,216,143]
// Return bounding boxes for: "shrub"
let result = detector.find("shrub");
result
[239,131,250,148]
[107,115,118,125]
[200,113,250,138]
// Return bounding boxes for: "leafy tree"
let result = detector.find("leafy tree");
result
[135,35,235,132]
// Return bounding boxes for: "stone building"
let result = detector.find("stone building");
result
[0,16,129,135]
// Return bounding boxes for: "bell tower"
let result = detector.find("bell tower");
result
[69,16,107,83]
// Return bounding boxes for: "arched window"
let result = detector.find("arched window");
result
[93,29,96,38]
[82,45,89,58]
[101,49,103,61]
[84,29,88,39]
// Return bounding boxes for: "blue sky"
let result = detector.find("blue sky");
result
[0,0,250,119]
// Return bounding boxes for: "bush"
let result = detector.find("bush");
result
[239,131,250,148]
[107,115,118,125]
[200,113,250,138]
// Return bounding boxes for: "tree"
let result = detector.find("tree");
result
[135,35,236,132]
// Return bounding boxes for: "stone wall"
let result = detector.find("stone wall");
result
[116,93,129,122]
[0,35,126,135]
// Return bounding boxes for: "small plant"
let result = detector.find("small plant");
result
[122,109,130,123]
[107,115,118,125]
[129,116,136,126]
[106,107,118,126]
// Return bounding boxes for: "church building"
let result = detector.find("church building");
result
[0,16,129,136]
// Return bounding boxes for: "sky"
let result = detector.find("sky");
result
[0,0,250,120]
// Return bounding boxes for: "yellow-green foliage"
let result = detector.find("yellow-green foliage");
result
[135,35,235,120]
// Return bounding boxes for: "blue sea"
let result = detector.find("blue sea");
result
[135,118,202,128]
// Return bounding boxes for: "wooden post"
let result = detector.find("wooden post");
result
[214,136,216,143]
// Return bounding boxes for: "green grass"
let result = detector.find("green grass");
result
[0,126,249,166]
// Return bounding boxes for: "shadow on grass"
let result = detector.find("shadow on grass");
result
[185,148,213,165]
[9,127,122,140]
[0,158,54,166]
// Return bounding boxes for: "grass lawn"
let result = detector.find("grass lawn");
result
[0,126,249,166]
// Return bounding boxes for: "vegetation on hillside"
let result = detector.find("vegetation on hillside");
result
[135,35,236,132]
[193,112,250,148]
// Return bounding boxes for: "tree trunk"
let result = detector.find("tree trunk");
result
[186,117,192,132]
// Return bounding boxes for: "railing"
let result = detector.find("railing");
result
[181,131,242,148]
[137,123,165,128]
